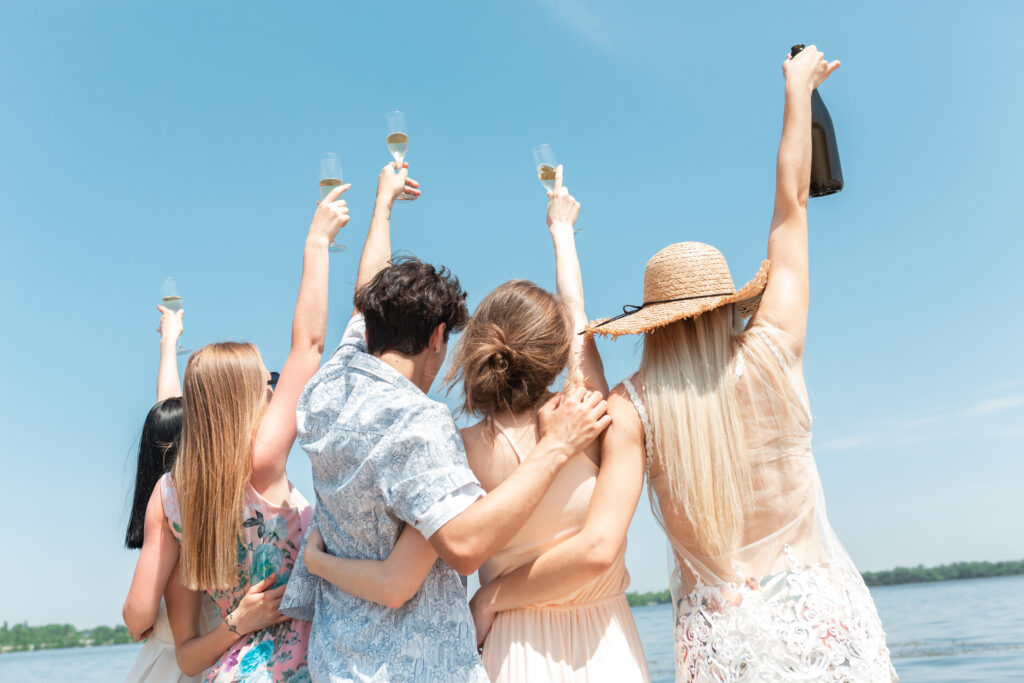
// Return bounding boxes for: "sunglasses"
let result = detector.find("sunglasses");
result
[268,371,280,388]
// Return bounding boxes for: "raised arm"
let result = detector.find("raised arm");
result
[303,527,438,609]
[430,388,611,575]
[250,185,350,491]
[468,386,644,644]
[156,305,184,401]
[122,485,180,639]
[755,45,840,357]
[353,162,422,315]
[166,565,289,676]
[547,166,607,395]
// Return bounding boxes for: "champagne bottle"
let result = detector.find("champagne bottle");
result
[790,44,843,197]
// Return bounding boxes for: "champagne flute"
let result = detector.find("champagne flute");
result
[385,111,414,201]
[160,276,193,356]
[318,153,346,252]
[533,144,558,192]
[532,144,581,234]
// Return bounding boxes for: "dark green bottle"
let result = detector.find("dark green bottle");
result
[790,44,843,197]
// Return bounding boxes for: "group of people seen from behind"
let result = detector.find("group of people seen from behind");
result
[120,46,898,683]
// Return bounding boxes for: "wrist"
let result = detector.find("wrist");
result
[784,81,814,97]
[548,221,574,233]
[535,436,575,467]
[223,611,246,637]
[306,233,330,249]
[374,195,396,212]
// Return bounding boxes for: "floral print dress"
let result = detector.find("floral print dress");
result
[160,473,313,683]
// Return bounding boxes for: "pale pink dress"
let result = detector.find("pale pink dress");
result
[479,423,651,683]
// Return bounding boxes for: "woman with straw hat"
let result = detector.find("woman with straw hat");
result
[581,46,897,680]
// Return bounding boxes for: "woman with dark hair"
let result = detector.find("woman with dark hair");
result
[124,305,218,682]
[299,167,649,682]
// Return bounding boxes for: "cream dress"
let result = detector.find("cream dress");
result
[479,422,651,683]
[623,320,897,682]
[124,597,219,683]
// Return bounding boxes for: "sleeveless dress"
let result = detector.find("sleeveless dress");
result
[623,321,897,682]
[478,422,651,682]
[160,473,313,683]
[124,598,220,683]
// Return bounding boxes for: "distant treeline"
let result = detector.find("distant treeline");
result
[626,559,1024,605]
[860,560,1024,586]
[626,590,672,607]
[0,622,133,653]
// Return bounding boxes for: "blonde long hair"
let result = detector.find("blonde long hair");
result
[172,342,268,591]
[641,305,789,557]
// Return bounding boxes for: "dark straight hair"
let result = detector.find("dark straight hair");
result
[124,397,183,549]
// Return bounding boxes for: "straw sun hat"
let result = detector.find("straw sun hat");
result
[585,242,771,337]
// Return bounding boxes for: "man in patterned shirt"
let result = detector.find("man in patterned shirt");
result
[282,163,610,681]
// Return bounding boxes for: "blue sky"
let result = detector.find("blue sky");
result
[1,1,1022,627]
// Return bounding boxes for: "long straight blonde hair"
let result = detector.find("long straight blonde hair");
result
[173,342,268,591]
[641,305,790,557]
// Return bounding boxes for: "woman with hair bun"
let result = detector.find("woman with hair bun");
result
[300,166,650,682]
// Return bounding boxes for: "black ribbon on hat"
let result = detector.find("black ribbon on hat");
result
[586,291,735,332]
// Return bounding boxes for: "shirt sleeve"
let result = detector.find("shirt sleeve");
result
[383,406,486,539]
[280,514,319,622]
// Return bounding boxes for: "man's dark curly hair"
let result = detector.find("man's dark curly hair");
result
[354,256,469,356]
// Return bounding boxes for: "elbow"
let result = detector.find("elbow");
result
[439,542,483,577]
[122,600,152,635]
[176,653,204,678]
[581,536,620,576]
[379,584,419,610]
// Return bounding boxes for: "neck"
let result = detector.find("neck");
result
[376,350,435,394]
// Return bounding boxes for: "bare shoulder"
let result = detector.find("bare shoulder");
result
[460,422,512,492]
[606,382,643,437]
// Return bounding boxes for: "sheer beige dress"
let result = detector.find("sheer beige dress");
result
[623,321,897,682]
[478,422,651,682]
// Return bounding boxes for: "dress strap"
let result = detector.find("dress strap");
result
[622,378,654,470]
[491,420,527,463]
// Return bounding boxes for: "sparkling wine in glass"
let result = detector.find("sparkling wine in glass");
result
[385,111,414,201]
[532,144,580,234]
[533,144,558,192]
[319,153,346,252]
[160,276,192,357]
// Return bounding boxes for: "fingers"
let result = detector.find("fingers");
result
[541,392,563,412]
[324,183,350,203]
[404,177,420,189]
[567,386,588,403]
[265,584,288,599]
[247,572,277,594]
[554,164,564,192]
[826,59,841,75]
[593,414,613,432]
[157,305,169,314]
[403,186,422,197]
[273,614,292,625]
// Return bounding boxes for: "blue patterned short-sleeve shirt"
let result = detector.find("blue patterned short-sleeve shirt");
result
[281,315,489,682]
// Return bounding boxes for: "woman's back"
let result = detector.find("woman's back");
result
[466,418,649,682]
[628,322,895,681]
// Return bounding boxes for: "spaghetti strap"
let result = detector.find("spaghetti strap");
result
[622,378,654,470]
[491,420,527,463]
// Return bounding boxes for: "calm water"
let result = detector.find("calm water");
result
[2,575,1021,682]
[633,574,1024,682]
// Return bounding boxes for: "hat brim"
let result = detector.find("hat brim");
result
[585,260,771,337]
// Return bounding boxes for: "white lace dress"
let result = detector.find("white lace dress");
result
[623,321,897,682]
